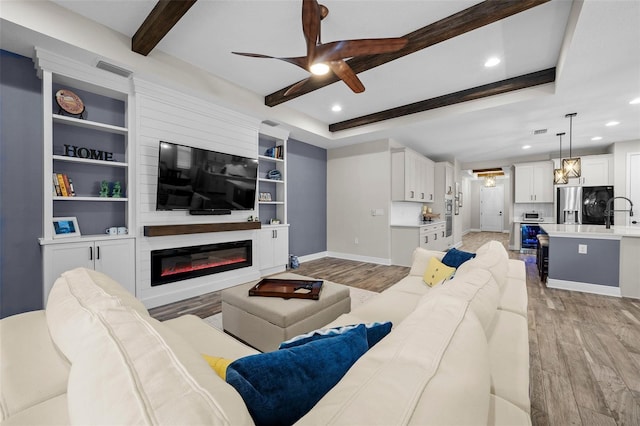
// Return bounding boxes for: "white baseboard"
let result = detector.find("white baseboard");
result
[327,251,391,266]
[547,278,621,298]
[297,251,328,263]
[469,228,481,232]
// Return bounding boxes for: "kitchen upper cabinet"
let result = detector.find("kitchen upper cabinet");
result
[552,154,613,186]
[514,161,554,203]
[392,148,434,202]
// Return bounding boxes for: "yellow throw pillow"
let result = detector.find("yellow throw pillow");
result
[202,354,233,381]
[422,257,456,287]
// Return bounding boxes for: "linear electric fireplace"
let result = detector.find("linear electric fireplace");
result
[151,240,252,286]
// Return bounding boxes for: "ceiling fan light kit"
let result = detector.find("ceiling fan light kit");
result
[232,0,407,95]
[562,112,581,178]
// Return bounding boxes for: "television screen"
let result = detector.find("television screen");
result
[156,141,258,211]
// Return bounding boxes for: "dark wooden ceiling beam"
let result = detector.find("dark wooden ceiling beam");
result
[265,0,550,107]
[132,0,198,56]
[329,68,556,132]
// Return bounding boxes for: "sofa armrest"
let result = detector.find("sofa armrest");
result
[408,247,446,276]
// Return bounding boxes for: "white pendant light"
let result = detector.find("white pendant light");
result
[554,132,568,184]
[562,112,581,178]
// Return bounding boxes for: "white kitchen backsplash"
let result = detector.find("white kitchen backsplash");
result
[513,203,554,220]
[390,201,423,224]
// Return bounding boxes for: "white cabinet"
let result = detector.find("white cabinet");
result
[391,222,446,266]
[42,237,135,304]
[514,161,553,203]
[571,154,613,186]
[258,226,289,274]
[420,222,447,252]
[392,149,435,202]
[435,162,454,200]
[258,125,289,227]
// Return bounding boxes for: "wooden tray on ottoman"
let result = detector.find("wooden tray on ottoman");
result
[248,278,323,300]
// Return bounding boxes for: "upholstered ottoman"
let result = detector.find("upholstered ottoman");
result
[221,273,351,352]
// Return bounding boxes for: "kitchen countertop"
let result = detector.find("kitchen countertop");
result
[391,220,446,228]
[512,219,555,224]
[540,224,640,239]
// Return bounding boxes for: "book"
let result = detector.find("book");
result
[52,173,61,196]
[67,177,76,196]
[56,173,68,196]
[62,174,73,197]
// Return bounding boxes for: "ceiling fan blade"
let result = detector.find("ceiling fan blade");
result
[283,79,312,97]
[329,60,365,93]
[232,52,309,70]
[302,0,321,60]
[315,38,408,62]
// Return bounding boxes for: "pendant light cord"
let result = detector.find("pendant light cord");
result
[565,113,577,157]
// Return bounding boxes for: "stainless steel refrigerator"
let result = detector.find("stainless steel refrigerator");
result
[556,186,614,225]
[556,186,582,224]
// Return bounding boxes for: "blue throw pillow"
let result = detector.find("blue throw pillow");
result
[442,248,476,268]
[278,321,392,350]
[226,324,369,426]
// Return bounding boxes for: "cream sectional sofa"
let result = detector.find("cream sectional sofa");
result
[0,240,529,425]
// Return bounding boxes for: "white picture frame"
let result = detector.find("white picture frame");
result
[52,216,81,239]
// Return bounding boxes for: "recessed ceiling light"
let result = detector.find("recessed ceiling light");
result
[630,97,640,105]
[331,104,342,112]
[591,136,603,141]
[522,145,531,150]
[484,57,500,67]
[605,121,620,127]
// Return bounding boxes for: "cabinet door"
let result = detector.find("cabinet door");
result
[257,228,275,269]
[272,227,289,267]
[43,241,94,305]
[258,227,289,271]
[532,162,554,203]
[95,239,136,296]
[580,156,612,186]
[423,158,435,202]
[515,165,535,203]
[444,165,454,198]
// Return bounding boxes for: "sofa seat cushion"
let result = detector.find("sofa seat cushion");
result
[67,305,253,425]
[0,310,70,421]
[297,294,491,425]
[0,394,69,426]
[488,394,532,426]
[46,267,149,362]
[408,247,445,276]
[427,268,500,333]
[163,314,258,360]
[486,310,530,413]
[350,288,420,326]
[385,275,430,296]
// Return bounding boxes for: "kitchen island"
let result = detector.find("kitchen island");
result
[540,224,640,299]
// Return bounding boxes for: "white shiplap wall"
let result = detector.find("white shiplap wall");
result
[133,78,262,308]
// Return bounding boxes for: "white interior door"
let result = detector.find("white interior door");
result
[480,185,504,232]
[628,153,640,227]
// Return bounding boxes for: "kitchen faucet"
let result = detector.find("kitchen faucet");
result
[604,197,634,229]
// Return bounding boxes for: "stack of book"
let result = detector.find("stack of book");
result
[264,145,284,159]
[52,173,75,197]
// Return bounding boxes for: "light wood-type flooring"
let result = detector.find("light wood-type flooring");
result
[149,231,640,425]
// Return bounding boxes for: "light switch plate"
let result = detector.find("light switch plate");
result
[578,244,588,254]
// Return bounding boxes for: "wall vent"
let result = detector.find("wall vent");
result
[533,128,547,135]
[96,60,133,78]
[262,120,279,127]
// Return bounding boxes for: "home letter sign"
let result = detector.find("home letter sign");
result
[63,144,113,161]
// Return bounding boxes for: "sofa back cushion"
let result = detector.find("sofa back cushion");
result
[46,267,149,363]
[67,305,252,425]
[408,247,445,277]
[297,294,490,425]
[426,268,500,334]
[456,241,509,291]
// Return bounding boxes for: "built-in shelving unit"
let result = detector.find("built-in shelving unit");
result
[35,48,136,303]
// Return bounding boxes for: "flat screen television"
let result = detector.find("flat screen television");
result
[156,141,258,211]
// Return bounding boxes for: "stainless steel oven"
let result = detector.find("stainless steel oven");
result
[445,199,453,237]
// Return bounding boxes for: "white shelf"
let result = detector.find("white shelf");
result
[53,155,128,167]
[259,201,284,205]
[259,178,284,184]
[52,114,128,135]
[53,196,128,202]
[258,155,284,163]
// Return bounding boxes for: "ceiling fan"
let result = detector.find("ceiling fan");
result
[232,0,408,96]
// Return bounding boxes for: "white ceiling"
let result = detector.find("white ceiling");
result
[13,1,640,166]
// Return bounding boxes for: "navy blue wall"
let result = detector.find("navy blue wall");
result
[0,50,44,317]
[287,139,327,257]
